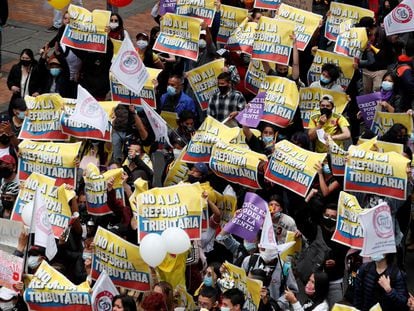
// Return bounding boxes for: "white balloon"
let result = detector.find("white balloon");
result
[139,233,167,267]
[161,227,191,254]
[21,201,34,227]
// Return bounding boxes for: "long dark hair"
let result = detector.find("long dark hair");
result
[19,48,37,66]
[112,295,137,311]
[306,271,329,310]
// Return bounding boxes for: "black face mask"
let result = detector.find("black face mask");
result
[218,86,229,94]
[20,60,32,67]
[1,199,14,210]
[188,175,201,184]
[320,108,333,118]
[0,135,10,145]
[277,71,288,78]
[0,167,13,179]
[322,217,336,230]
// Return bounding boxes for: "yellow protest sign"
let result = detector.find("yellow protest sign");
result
[136,183,204,241]
[24,261,91,310]
[245,59,274,95]
[325,2,374,41]
[210,140,267,189]
[265,140,327,197]
[334,27,368,59]
[371,111,414,137]
[160,110,178,129]
[332,191,364,249]
[110,37,122,59]
[280,230,302,261]
[299,87,349,128]
[277,4,323,51]
[215,191,237,227]
[226,17,257,55]
[163,147,190,186]
[182,116,239,163]
[176,0,216,26]
[331,304,360,311]
[110,68,161,108]
[18,140,81,186]
[129,178,149,216]
[252,16,295,65]
[227,127,261,149]
[61,4,111,53]
[222,261,262,310]
[328,139,348,176]
[217,5,249,44]
[84,163,123,216]
[187,58,225,110]
[307,49,355,90]
[260,76,299,128]
[154,13,203,61]
[11,172,74,238]
[19,94,68,141]
[345,146,410,200]
[92,226,151,291]
[358,137,404,154]
[157,252,188,288]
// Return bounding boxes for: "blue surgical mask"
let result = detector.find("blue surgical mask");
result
[320,75,331,84]
[167,85,177,96]
[203,275,214,287]
[274,211,281,218]
[221,307,230,311]
[136,40,148,49]
[381,81,393,91]
[243,240,256,252]
[322,163,331,175]
[17,111,25,120]
[28,256,41,269]
[371,254,385,262]
[50,68,61,77]
[262,136,273,144]
[199,39,207,49]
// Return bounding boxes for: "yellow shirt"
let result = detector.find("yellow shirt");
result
[309,112,349,153]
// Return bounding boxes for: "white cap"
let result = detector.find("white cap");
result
[200,29,207,35]
[0,287,17,300]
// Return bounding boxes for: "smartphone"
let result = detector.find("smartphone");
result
[0,114,10,123]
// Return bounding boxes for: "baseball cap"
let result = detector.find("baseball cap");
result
[0,155,16,165]
[200,29,207,35]
[194,163,208,175]
[136,32,149,40]
[320,94,334,104]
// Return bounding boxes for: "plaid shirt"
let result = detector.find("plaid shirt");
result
[207,89,246,122]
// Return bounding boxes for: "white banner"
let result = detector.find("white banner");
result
[384,0,414,35]
[92,270,119,311]
[110,35,149,95]
[359,202,396,257]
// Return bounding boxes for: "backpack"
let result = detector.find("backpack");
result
[295,226,331,284]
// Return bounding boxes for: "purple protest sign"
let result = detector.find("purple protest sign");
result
[224,192,267,241]
[159,0,176,16]
[235,93,265,128]
[356,92,381,129]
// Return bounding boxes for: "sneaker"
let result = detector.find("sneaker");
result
[47,26,59,32]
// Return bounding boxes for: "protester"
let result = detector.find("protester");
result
[3,2,414,311]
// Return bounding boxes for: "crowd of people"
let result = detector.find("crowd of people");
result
[1,0,414,310]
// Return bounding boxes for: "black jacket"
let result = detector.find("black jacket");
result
[0,0,8,26]
[7,62,44,102]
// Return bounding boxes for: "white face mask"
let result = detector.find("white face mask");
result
[173,148,181,159]
[221,308,230,311]
[109,22,119,30]
[28,255,41,269]
[136,40,148,49]
[199,39,207,49]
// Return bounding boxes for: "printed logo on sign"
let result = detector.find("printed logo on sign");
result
[80,98,103,118]
[35,208,50,234]
[392,4,413,24]
[373,205,393,239]
[120,51,141,74]
[95,291,114,311]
